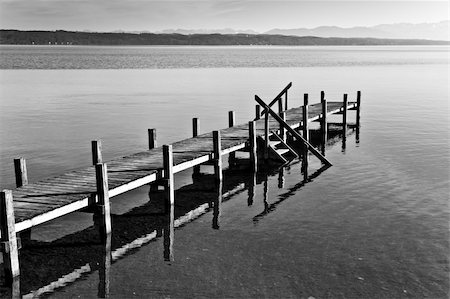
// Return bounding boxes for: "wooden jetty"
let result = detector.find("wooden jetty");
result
[0,83,361,284]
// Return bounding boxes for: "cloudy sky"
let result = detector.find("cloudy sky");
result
[0,0,448,32]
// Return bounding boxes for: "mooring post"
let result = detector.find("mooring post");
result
[92,140,103,165]
[302,94,309,166]
[148,128,157,150]
[162,145,174,261]
[249,121,257,172]
[13,157,31,245]
[356,90,361,128]
[213,131,223,183]
[321,98,328,146]
[192,118,200,176]
[343,93,348,138]
[228,111,236,166]
[0,190,20,283]
[14,158,28,188]
[94,163,111,240]
[255,105,261,120]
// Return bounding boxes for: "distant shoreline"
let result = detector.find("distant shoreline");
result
[1,30,448,46]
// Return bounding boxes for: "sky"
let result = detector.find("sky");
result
[0,0,448,32]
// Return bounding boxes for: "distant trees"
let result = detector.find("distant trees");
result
[0,30,448,46]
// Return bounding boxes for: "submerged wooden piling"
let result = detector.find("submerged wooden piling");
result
[0,190,20,282]
[356,91,361,128]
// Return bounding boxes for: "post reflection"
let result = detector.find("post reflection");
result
[247,168,256,206]
[212,179,222,230]
[278,167,285,188]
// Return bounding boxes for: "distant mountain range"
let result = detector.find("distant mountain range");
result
[156,21,450,41]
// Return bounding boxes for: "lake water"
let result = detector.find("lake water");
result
[0,45,448,298]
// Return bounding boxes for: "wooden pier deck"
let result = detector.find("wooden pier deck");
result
[1,85,361,284]
[10,101,355,233]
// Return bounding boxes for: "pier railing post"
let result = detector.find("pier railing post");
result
[92,140,103,165]
[343,94,348,138]
[192,118,201,176]
[162,145,174,261]
[148,128,157,150]
[249,121,257,172]
[14,158,28,188]
[94,163,111,240]
[0,190,20,283]
[278,97,283,114]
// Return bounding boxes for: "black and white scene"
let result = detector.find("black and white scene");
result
[0,0,449,298]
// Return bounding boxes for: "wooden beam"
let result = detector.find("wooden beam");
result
[254,95,332,166]
[91,140,102,165]
[14,157,28,188]
[249,121,257,172]
[148,128,157,150]
[0,190,20,283]
[228,111,236,165]
[260,82,292,116]
[95,163,111,239]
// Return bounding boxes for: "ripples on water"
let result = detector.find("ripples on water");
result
[0,46,448,298]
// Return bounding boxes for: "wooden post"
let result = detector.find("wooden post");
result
[14,158,28,188]
[249,121,257,172]
[321,90,325,102]
[228,111,235,128]
[280,111,286,142]
[213,131,223,182]
[148,128,157,150]
[92,140,102,165]
[264,110,269,160]
[192,118,200,175]
[94,163,111,239]
[163,145,174,261]
[228,111,236,166]
[343,94,348,138]
[321,99,328,145]
[255,105,261,120]
[302,94,309,166]
[0,190,20,282]
[356,91,361,128]
[278,97,283,114]
[284,90,288,110]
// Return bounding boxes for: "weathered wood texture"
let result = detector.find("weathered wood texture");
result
[9,100,357,232]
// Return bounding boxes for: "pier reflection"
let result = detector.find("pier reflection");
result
[0,127,358,298]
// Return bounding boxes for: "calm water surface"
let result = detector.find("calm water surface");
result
[0,46,448,298]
